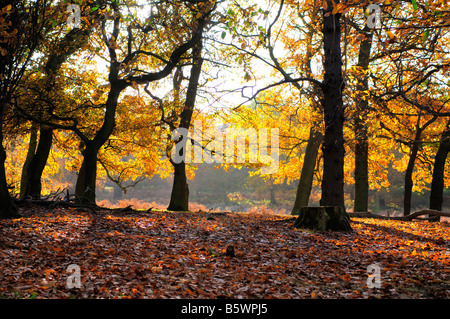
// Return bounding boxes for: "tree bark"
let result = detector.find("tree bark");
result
[167,161,190,211]
[429,141,450,211]
[270,184,278,206]
[403,135,420,216]
[0,107,20,219]
[167,21,204,211]
[19,126,38,199]
[353,24,373,212]
[354,127,369,211]
[349,209,450,221]
[292,126,322,214]
[75,141,100,205]
[113,183,123,201]
[320,1,345,208]
[0,144,19,219]
[23,128,53,199]
[429,118,450,220]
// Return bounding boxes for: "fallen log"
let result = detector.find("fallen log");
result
[15,199,98,211]
[14,199,55,207]
[348,209,450,221]
[14,199,147,214]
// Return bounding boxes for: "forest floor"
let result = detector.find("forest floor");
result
[0,204,449,299]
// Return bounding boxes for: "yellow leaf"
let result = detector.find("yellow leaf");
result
[386,30,396,39]
[332,3,346,15]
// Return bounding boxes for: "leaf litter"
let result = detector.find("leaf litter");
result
[0,206,449,299]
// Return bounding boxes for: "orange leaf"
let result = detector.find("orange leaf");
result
[332,3,346,15]
[341,274,351,282]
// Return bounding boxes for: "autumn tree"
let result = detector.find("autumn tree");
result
[368,1,449,216]
[236,0,347,209]
[270,1,324,212]
[14,1,212,204]
[148,1,216,211]
[212,0,325,212]
[166,37,204,211]
[19,2,95,200]
[430,117,450,213]
[0,0,49,218]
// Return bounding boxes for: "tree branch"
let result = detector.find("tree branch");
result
[233,76,322,110]
[349,209,450,221]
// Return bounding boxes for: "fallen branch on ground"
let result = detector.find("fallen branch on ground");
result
[14,199,152,214]
[348,209,450,221]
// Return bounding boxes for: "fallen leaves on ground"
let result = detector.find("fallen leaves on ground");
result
[0,206,449,299]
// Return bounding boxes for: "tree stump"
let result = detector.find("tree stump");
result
[293,206,352,231]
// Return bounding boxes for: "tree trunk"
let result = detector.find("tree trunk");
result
[75,142,99,205]
[167,22,204,211]
[113,183,123,201]
[19,126,38,199]
[167,161,189,211]
[429,119,450,220]
[354,123,369,211]
[23,128,53,199]
[0,146,19,219]
[404,121,423,216]
[403,114,437,216]
[320,1,345,208]
[378,193,387,209]
[270,185,277,206]
[429,142,450,211]
[353,25,373,212]
[293,206,352,231]
[0,107,20,218]
[292,127,322,214]
[403,140,419,216]
[74,79,125,204]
